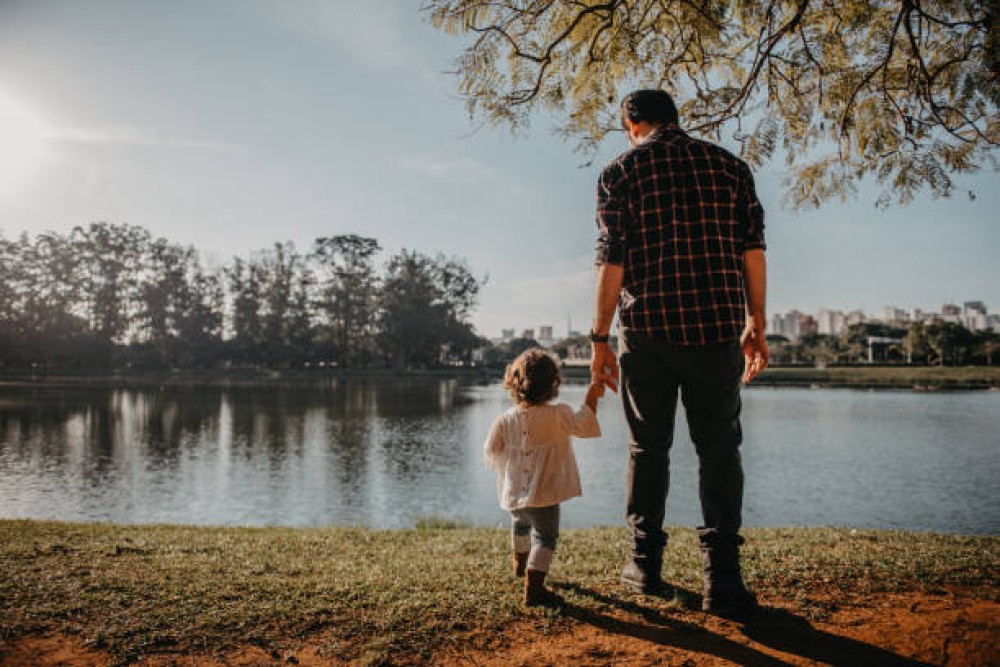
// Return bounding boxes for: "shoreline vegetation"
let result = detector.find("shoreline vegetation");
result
[1,520,996,666]
[2,365,1000,391]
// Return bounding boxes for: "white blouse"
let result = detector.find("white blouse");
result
[484,402,601,510]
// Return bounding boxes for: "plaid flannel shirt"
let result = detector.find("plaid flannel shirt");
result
[595,125,766,346]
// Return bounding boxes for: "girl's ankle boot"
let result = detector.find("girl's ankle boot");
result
[513,552,528,577]
[524,569,564,607]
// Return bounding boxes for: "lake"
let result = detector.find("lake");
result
[0,379,997,534]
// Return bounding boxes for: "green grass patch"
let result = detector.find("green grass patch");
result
[1,521,996,664]
[756,365,1000,388]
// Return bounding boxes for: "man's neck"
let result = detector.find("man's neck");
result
[630,120,661,143]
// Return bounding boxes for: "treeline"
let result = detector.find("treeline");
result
[768,322,1000,367]
[0,223,484,371]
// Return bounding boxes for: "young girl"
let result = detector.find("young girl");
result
[484,347,604,607]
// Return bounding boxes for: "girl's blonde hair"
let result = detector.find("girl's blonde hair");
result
[504,348,561,406]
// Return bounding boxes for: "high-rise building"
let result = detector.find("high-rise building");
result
[768,313,786,338]
[846,310,866,327]
[964,313,989,331]
[521,328,535,341]
[883,306,907,324]
[768,309,803,339]
[962,302,988,331]
[964,301,987,316]
[816,308,846,336]
[501,328,515,342]
[784,310,802,339]
[538,325,554,345]
[941,303,961,324]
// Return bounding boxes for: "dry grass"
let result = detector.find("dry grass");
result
[1,521,996,664]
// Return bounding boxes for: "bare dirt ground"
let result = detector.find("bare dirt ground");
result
[2,588,997,666]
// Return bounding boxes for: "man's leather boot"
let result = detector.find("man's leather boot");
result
[621,536,671,596]
[699,527,760,617]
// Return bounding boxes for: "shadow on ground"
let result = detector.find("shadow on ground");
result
[555,582,934,667]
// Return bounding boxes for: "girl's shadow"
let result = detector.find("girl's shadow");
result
[553,582,934,667]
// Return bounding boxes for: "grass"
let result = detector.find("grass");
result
[754,365,1000,388]
[560,364,1000,388]
[1,521,997,665]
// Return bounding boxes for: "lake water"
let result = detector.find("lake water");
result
[0,380,997,535]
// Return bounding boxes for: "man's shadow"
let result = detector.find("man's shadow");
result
[554,582,934,667]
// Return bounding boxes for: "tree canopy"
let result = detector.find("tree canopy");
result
[0,223,485,371]
[425,0,998,207]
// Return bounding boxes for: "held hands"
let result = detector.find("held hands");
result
[584,379,605,412]
[590,342,619,393]
[740,326,769,384]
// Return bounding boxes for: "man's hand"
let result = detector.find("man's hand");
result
[740,326,768,384]
[590,343,619,393]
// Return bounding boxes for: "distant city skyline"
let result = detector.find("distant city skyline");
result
[494,299,998,342]
[1,1,997,342]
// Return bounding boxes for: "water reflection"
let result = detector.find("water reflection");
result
[0,380,489,528]
[0,381,997,533]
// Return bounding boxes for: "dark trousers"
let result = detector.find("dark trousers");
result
[619,328,746,562]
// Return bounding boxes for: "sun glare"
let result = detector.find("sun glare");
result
[0,89,50,196]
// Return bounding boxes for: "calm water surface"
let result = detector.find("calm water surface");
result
[0,380,997,534]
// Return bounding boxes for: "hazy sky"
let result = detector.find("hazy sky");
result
[1,0,997,338]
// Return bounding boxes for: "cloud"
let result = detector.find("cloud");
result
[257,0,430,76]
[45,126,248,153]
[399,153,495,182]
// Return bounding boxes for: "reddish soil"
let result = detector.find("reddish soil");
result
[2,589,997,666]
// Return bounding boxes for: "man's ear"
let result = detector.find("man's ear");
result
[622,117,636,140]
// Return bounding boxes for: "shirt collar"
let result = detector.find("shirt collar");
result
[645,123,683,143]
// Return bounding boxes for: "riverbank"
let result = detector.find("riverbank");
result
[3,364,1000,390]
[1,521,996,666]
[751,365,1000,390]
[567,364,1000,390]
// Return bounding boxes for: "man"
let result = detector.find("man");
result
[589,89,768,617]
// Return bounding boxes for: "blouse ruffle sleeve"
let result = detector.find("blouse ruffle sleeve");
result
[483,414,507,471]
[561,404,601,439]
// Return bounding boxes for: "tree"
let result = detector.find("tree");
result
[19,232,86,342]
[226,257,265,362]
[252,242,307,366]
[426,0,998,207]
[905,321,935,363]
[923,320,977,365]
[171,263,225,366]
[378,250,483,369]
[71,222,150,344]
[312,235,381,367]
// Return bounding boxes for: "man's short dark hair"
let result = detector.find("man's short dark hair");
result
[621,89,678,126]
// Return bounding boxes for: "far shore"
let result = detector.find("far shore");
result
[2,364,1000,391]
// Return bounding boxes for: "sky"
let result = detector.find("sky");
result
[0,0,997,339]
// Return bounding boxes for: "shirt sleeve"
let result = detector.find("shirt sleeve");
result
[483,415,507,471]
[736,160,766,251]
[595,160,629,266]
[560,403,601,439]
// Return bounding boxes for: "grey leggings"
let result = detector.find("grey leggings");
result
[511,504,560,572]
